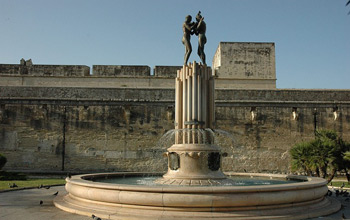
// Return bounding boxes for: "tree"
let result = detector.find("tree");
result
[290,130,350,182]
[316,130,350,182]
[344,151,350,161]
[0,154,7,170]
[290,142,314,176]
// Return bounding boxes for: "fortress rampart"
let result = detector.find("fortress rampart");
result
[0,42,349,174]
[1,86,349,173]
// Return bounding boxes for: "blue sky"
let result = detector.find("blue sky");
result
[1,0,349,89]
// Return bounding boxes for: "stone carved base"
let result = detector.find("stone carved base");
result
[154,177,234,186]
[156,144,232,185]
[54,173,341,220]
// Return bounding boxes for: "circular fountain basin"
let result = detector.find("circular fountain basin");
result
[54,172,340,220]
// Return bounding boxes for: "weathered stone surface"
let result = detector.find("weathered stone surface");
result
[0,42,277,89]
[0,103,171,172]
[2,86,350,103]
[0,86,349,173]
[1,42,276,88]
[0,75,175,88]
[212,42,276,89]
[92,65,150,77]
[153,66,182,77]
[0,64,20,75]
[0,64,90,76]
[0,86,174,101]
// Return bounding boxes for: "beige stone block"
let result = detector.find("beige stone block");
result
[162,193,212,207]
[119,191,163,206]
[211,193,251,207]
[87,188,120,203]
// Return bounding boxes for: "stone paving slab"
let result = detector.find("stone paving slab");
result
[0,186,88,220]
[0,186,349,220]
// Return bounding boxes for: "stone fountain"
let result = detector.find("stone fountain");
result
[54,62,341,220]
[54,13,340,219]
[155,62,232,186]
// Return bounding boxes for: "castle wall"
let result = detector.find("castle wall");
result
[0,69,276,89]
[0,75,174,88]
[0,42,347,174]
[1,47,278,89]
[212,42,276,89]
[0,64,90,76]
[1,86,349,173]
[0,65,179,88]
[92,65,150,77]
[153,66,182,77]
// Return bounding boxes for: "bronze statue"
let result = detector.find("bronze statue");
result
[194,11,206,65]
[182,15,195,65]
[182,12,207,65]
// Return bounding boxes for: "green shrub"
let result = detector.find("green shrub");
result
[0,154,7,170]
[0,171,27,180]
[290,130,350,182]
[345,151,350,161]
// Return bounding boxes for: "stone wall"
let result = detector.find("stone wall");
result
[1,41,277,89]
[1,41,277,90]
[1,86,349,173]
[212,42,276,89]
[0,64,20,75]
[0,104,171,172]
[153,66,182,77]
[0,64,90,76]
[92,65,151,77]
[3,86,349,103]
[0,75,175,88]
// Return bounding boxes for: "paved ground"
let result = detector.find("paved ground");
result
[0,186,349,220]
[0,186,88,220]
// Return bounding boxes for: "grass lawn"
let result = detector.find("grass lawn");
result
[328,181,350,188]
[0,179,66,190]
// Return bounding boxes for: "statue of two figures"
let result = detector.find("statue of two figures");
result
[182,11,207,65]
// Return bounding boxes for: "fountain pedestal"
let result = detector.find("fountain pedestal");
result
[156,62,233,185]
[157,143,230,185]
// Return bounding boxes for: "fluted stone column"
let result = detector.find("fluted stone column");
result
[157,62,231,186]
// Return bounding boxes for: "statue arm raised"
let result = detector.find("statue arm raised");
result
[196,17,204,29]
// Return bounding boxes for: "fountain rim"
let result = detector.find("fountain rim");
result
[66,172,327,193]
